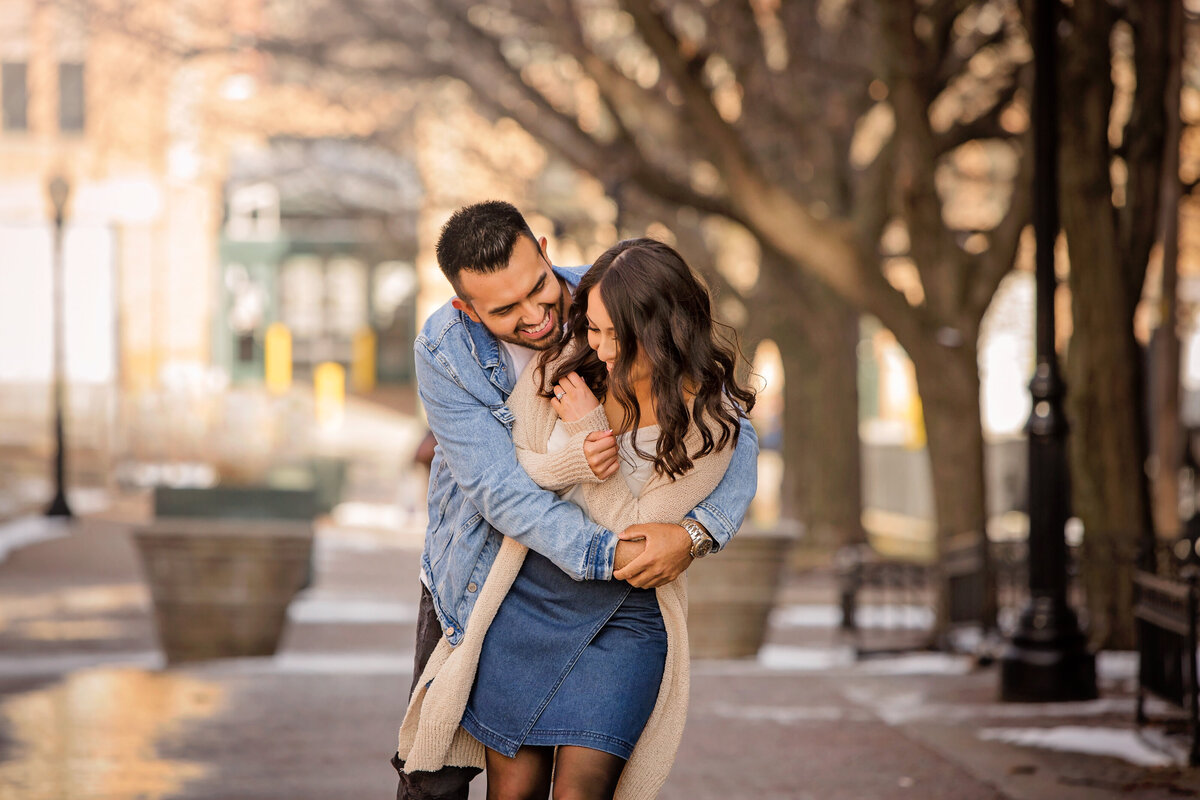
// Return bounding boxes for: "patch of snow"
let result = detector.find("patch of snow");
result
[978,726,1177,767]
[757,644,856,671]
[700,701,870,724]
[0,516,71,563]
[1096,651,1137,682]
[697,646,978,678]
[855,653,974,676]
[287,597,417,624]
[70,488,110,515]
[191,651,414,675]
[771,603,934,630]
[0,650,162,677]
[842,684,1139,725]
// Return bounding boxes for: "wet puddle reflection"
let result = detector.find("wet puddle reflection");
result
[0,666,225,800]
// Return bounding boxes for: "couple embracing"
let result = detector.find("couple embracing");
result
[392,201,759,800]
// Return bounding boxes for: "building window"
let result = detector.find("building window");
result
[2,62,28,131]
[59,62,84,133]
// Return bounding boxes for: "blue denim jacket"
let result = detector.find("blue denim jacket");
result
[416,265,759,645]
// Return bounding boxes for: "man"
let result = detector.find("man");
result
[393,201,758,800]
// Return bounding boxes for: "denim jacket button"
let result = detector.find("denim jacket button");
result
[468,582,478,593]
[445,627,455,637]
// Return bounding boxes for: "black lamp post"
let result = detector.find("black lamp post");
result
[999,0,1095,701]
[45,174,73,519]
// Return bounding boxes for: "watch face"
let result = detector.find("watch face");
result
[693,537,713,558]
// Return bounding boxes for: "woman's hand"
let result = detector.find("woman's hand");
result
[584,430,619,479]
[549,371,600,422]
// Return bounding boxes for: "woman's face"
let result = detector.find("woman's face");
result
[586,285,650,382]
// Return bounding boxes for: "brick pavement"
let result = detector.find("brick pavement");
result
[0,514,1195,800]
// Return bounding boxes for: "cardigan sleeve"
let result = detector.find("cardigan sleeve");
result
[515,428,609,490]
[509,348,738,528]
[510,359,609,491]
[577,434,736,533]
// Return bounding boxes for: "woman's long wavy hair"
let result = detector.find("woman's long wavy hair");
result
[537,237,756,480]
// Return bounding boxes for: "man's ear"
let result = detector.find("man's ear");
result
[539,236,549,262]
[452,297,482,323]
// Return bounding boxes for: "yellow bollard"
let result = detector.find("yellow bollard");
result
[264,322,293,395]
[352,327,377,394]
[314,361,345,430]
[905,392,926,451]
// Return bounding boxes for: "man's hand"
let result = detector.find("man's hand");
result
[583,430,619,479]
[613,523,693,588]
[614,537,646,573]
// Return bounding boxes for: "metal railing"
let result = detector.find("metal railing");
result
[837,536,1082,657]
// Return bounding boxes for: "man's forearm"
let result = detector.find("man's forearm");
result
[686,418,758,549]
[416,350,618,580]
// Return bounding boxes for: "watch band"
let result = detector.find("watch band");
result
[681,519,714,559]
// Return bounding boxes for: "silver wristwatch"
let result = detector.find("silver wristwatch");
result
[681,519,715,559]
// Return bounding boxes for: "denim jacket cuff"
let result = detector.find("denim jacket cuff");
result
[586,524,618,580]
[687,504,735,551]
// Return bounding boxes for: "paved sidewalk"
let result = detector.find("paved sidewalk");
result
[0,513,1194,800]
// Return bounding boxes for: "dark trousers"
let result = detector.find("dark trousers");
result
[392,584,482,800]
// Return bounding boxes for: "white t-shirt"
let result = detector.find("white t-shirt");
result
[501,341,538,381]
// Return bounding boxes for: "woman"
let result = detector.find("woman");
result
[397,238,756,800]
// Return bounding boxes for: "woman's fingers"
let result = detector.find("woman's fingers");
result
[583,430,618,477]
[554,376,601,422]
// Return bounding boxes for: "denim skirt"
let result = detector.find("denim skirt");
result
[460,550,668,760]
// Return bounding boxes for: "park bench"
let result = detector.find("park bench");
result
[1134,543,1200,766]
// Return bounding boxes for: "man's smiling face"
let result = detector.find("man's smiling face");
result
[451,235,568,351]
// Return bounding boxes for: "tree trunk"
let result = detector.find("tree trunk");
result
[1060,309,1144,650]
[1151,0,1184,543]
[654,205,867,553]
[1057,2,1158,651]
[909,337,994,636]
[773,283,865,550]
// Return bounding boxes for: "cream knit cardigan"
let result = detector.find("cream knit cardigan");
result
[397,354,735,800]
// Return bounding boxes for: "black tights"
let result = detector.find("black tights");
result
[484,744,625,800]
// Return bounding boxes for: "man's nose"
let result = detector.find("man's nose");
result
[518,300,543,325]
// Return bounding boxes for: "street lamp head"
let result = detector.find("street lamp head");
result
[47,175,71,221]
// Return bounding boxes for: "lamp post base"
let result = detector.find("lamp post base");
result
[1000,600,1097,702]
[45,491,72,518]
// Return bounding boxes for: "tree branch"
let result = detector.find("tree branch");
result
[966,134,1033,322]
[934,76,1023,154]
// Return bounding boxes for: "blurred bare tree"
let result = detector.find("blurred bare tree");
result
[1057,1,1175,650]
[79,0,1038,636]
[274,0,1032,634]
[79,0,1193,646]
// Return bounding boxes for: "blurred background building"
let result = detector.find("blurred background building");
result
[2,0,1200,602]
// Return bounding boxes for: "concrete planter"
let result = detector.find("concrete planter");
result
[686,523,798,659]
[134,518,314,664]
[153,486,319,520]
[135,486,317,664]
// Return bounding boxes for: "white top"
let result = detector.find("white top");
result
[501,341,537,382]
[546,418,662,509]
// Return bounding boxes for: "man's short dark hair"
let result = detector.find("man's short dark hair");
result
[436,201,538,294]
